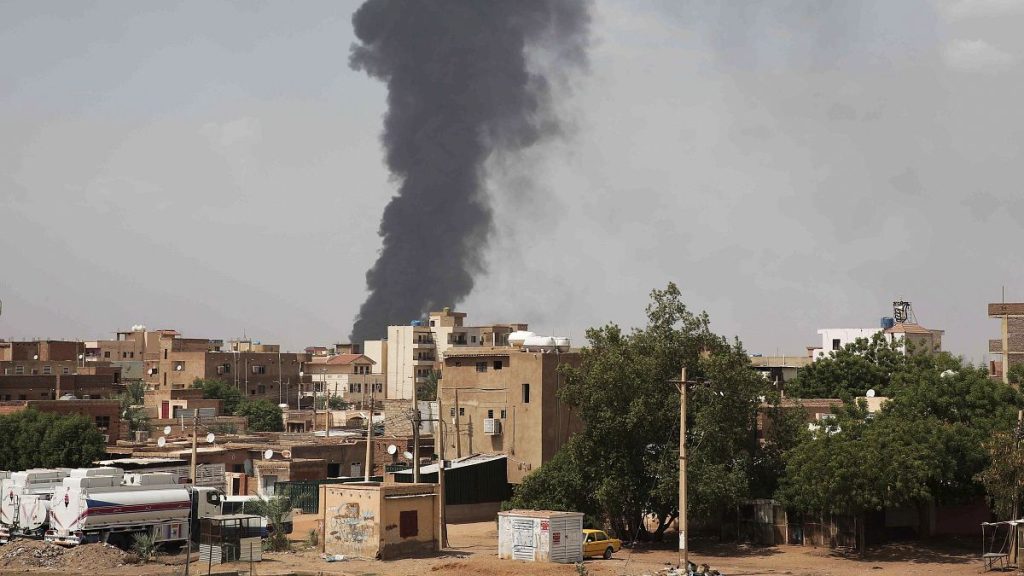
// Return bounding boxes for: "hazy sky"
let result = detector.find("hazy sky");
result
[2,0,1023,363]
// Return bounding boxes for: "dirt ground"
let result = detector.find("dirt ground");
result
[0,518,983,576]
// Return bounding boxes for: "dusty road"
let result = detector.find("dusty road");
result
[0,518,980,576]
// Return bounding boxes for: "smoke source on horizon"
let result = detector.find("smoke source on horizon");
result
[347,0,590,342]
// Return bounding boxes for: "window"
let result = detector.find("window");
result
[399,510,418,538]
[62,367,69,375]
[475,362,487,373]
[252,365,266,375]
[14,365,24,375]
[257,384,266,395]
[459,407,465,416]
[122,352,128,359]
[164,349,168,359]
[95,416,111,431]
[18,395,26,400]
[471,335,477,343]
[500,409,506,419]
[375,383,383,393]
[1,369,6,375]
[832,339,841,351]
[130,352,134,359]
[42,365,52,375]
[487,409,494,419]
[493,360,502,370]
[104,351,110,358]
[522,383,530,404]
[40,392,48,398]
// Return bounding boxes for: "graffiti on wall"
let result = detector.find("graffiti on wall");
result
[327,500,375,546]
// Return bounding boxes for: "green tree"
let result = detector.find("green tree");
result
[976,429,1024,518]
[116,380,150,434]
[509,283,767,539]
[193,378,243,415]
[0,409,106,470]
[420,371,440,401]
[237,399,284,432]
[780,357,1023,527]
[788,334,906,399]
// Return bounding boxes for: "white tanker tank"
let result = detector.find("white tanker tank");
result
[46,472,222,546]
[0,468,73,543]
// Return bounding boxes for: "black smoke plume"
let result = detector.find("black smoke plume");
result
[348,0,590,342]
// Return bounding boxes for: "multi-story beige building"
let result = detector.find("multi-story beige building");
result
[385,308,527,400]
[439,346,581,483]
[307,353,383,407]
[989,302,1024,382]
[135,330,308,405]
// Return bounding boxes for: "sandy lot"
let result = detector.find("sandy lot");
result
[0,518,981,576]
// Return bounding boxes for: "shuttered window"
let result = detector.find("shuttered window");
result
[399,510,418,538]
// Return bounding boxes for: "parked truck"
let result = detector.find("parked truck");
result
[0,468,75,543]
[45,471,223,547]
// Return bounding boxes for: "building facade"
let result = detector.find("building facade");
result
[386,308,527,400]
[439,347,581,483]
[307,353,383,406]
[989,302,1024,382]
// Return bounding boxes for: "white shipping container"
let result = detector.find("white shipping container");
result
[497,510,584,564]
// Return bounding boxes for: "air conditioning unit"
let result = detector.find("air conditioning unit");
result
[483,418,502,436]
[100,434,110,443]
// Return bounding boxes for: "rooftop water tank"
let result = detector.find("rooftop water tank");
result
[881,317,895,330]
[554,337,570,352]
[523,336,557,352]
[508,331,535,347]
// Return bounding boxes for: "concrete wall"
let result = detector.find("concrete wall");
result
[0,374,122,401]
[0,399,123,444]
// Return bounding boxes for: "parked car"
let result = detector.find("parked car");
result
[582,529,622,559]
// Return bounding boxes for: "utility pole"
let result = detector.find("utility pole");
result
[678,367,688,570]
[184,408,199,576]
[364,384,375,482]
[190,408,199,485]
[438,418,448,548]
[412,376,420,483]
[454,388,462,458]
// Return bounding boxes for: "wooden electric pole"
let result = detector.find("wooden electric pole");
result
[412,376,420,483]
[364,384,375,482]
[678,367,688,570]
[453,388,462,458]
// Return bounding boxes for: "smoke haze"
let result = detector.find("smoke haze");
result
[347,0,590,341]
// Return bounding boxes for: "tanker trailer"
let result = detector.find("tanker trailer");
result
[0,468,74,543]
[45,472,222,547]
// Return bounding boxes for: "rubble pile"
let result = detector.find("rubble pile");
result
[0,540,129,570]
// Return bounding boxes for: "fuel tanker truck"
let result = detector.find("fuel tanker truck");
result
[0,468,75,543]
[45,471,223,547]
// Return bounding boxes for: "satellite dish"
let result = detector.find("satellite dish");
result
[387,444,398,455]
[264,449,274,460]
[157,437,166,448]
[163,426,172,435]
[206,433,215,444]
[403,451,414,460]
[282,450,292,459]
[175,365,183,371]
[866,389,876,398]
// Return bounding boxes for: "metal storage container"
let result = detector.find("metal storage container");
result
[498,509,584,563]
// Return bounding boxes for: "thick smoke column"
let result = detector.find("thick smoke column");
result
[348,0,590,341]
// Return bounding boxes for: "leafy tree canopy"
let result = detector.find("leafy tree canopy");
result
[193,378,243,415]
[237,399,284,432]
[0,409,106,470]
[509,283,775,539]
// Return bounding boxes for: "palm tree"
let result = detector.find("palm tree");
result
[243,495,292,551]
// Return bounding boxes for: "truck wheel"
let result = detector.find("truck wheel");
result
[603,547,613,560]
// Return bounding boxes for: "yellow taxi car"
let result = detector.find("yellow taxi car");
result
[582,529,622,559]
